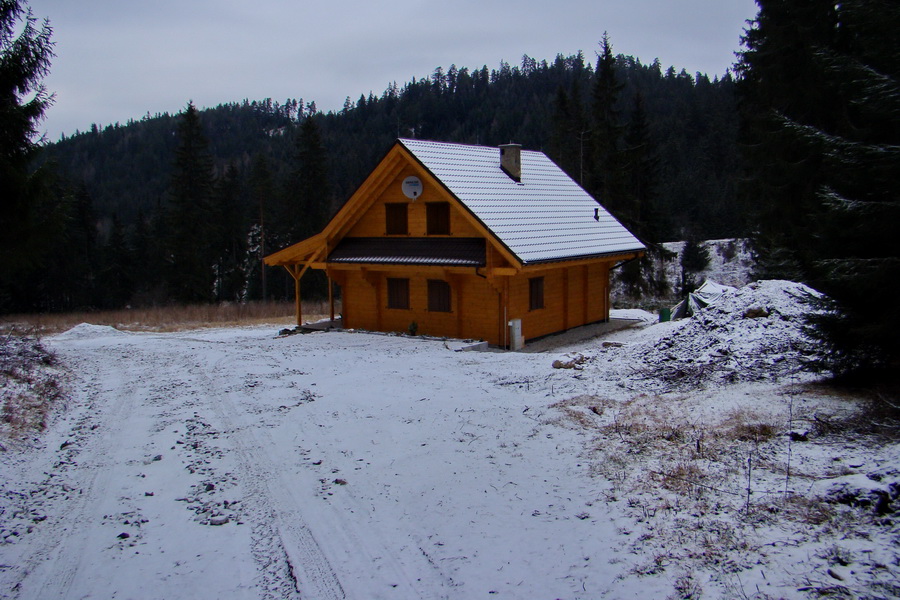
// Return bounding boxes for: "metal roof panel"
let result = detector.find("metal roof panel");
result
[399,139,644,264]
[328,237,486,267]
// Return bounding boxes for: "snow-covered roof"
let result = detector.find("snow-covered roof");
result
[399,139,645,265]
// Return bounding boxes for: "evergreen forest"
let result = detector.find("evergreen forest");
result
[4,0,898,378]
[13,44,740,311]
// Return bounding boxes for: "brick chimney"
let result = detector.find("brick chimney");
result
[499,143,522,182]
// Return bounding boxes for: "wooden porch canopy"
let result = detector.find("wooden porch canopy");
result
[265,232,330,325]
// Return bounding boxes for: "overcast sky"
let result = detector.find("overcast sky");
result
[27,0,758,141]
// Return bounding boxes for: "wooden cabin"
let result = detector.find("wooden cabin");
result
[264,139,644,348]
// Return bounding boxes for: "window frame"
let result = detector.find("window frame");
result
[385,202,408,235]
[529,276,545,311]
[426,202,451,235]
[427,279,452,313]
[387,277,410,310]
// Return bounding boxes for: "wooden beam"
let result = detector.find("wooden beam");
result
[504,277,510,349]
[582,265,589,325]
[281,264,303,326]
[604,263,611,321]
[282,248,327,327]
[375,278,383,331]
[360,267,381,288]
[485,271,506,295]
[446,272,465,339]
[265,232,327,267]
[294,272,302,326]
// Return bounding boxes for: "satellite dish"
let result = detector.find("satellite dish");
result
[402,176,422,200]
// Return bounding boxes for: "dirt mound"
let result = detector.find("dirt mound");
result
[623,280,824,390]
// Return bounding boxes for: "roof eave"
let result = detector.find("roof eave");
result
[520,247,645,267]
[263,232,327,266]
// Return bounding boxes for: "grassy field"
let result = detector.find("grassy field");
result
[0,300,338,336]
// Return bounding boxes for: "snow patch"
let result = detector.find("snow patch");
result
[52,323,128,341]
[599,280,825,390]
[609,308,657,323]
[2,285,896,600]
[661,237,756,289]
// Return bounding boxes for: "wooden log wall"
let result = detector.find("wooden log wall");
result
[339,268,501,344]
[346,168,482,238]
[511,262,611,341]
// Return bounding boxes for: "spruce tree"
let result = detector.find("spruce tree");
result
[619,91,669,298]
[623,92,661,239]
[291,115,330,240]
[590,33,627,212]
[736,0,840,280]
[295,116,331,299]
[0,0,61,303]
[212,164,246,302]
[97,214,132,308]
[248,153,274,301]
[165,101,217,303]
[550,80,589,184]
[737,0,900,377]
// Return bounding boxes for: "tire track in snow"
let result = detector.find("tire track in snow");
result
[172,343,346,600]
[208,343,456,599]
[8,343,150,599]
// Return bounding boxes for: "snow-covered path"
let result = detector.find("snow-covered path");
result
[6,292,896,600]
[2,325,643,600]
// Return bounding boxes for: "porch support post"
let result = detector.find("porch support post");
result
[294,271,302,326]
[282,247,326,328]
[283,264,303,326]
[328,273,335,322]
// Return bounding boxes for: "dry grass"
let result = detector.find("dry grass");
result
[554,388,898,599]
[1,335,67,443]
[0,300,340,335]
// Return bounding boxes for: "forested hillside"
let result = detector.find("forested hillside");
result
[19,48,741,312]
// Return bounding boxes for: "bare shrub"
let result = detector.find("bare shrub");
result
[659,462,707,497]
[727,422,778,442]
[668,570,703,600]
[1,335,67,442]
[818,544,854,567]
[719,408,780,443]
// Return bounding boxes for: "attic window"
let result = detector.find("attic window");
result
[426,202,451,235]
[385,203,408,235]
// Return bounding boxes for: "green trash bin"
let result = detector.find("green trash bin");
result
[659,307,671,322]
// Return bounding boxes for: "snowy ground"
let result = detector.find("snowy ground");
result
[1,281,898,599]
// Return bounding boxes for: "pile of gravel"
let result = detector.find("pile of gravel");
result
[622,280,825,390]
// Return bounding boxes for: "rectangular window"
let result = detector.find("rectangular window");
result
[387,278,410,310]
[427,279,452,312]
[426,202,451,235]
[529,277,545,311]
[385,203,408,235]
